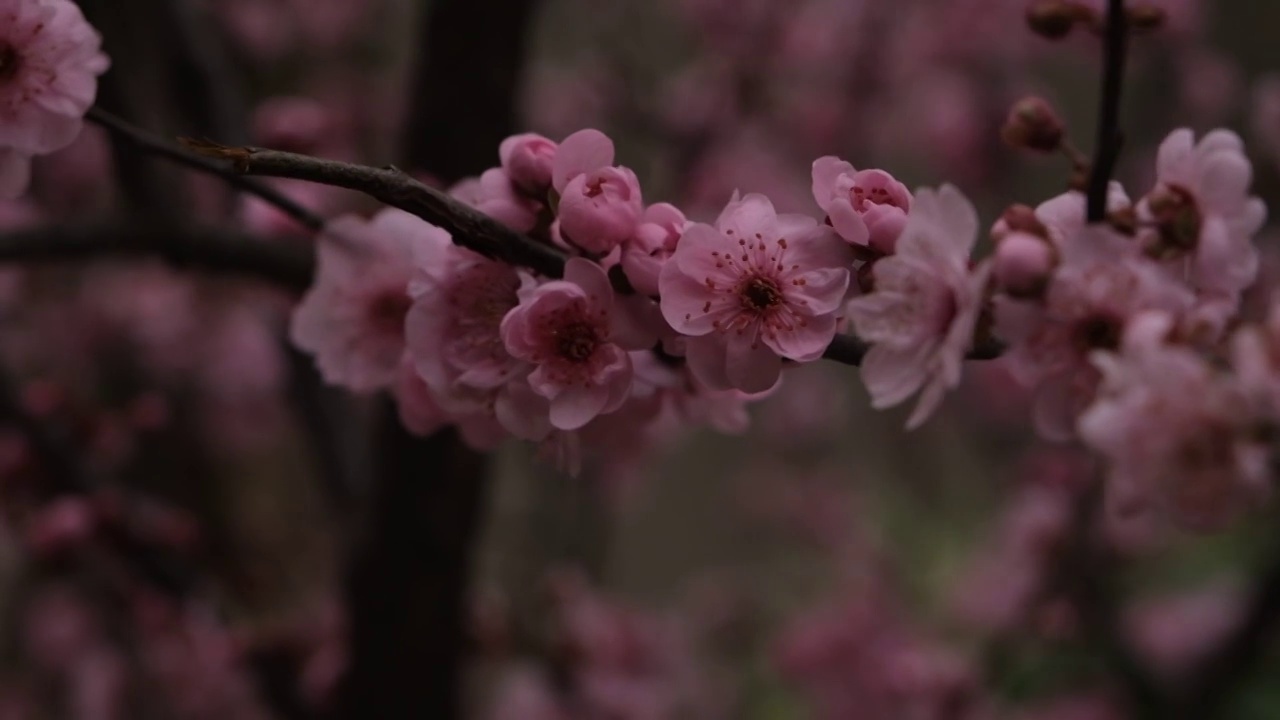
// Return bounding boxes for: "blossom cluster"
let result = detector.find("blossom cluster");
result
[291,128,997,471]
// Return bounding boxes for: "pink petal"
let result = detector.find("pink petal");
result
[552,128,614,192]
[826,200,871,246]
[764,312,836,362]
[860,343,931,408]
[811,155,855,214]
[785,267,850,316]
[658,269,734,336]
[670,222,739,283]
[715,193,779,240]
[564,257,614,307]
[724,331,783,393]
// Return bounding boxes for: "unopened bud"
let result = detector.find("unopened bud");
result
[1026,1,1093,40]
[1002,97,1065,153]
[1127,3,1167,32]
[992,203,1049,241]
[994,232,1056,299]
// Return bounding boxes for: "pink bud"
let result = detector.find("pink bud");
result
[994,232,1055,298]
[557,166,643,255]
[499,133,558,194]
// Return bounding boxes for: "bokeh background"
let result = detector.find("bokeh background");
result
[1,0,1279,718]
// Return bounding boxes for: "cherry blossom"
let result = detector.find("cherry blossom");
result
[811,156,912,254]
[846,185,991,429]
[621,202,688,297]
[550,129,643,254]
[660,192,853,393]
[291,208,431,392]
[0,0,110,197]
[499,132,558,194]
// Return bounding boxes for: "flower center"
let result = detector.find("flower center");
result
[1145,184,1202,257]
[585,178,605,198]
[555,320,600,362]
[740,276,782,312]
[851,184,903,212]
[368,290,412,335]
[0,43,19,82]
[1073,313,1122,352]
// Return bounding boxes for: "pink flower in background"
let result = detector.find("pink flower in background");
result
[660,193,852,393]
[811,157,912,254]
[551,129,643,254]
[499,132,557,194]
[621,203,688,297]
[1079,312,1270,530]
[0,0,109,197]
[502,259,652,431]
[996,240,1193,441]
[1138,129,1266,303]
[291,209,432,392]
[847,185,991,429]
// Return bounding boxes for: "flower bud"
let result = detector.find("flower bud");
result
[1001,97,1064,153]
[992,203,1049,242]
[1026,1,1092,40]
[994,231,1056,299]
[499,133,557,194]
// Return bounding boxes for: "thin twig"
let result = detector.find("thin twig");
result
[86,108,327,234]
[1086,0,1129,222]
[0,224,315,291]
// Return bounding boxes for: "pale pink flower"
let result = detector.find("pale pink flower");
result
[501,259,652,430]
[810,156,911,254]
[620,202,688,297]
[660,193,852,393]
[291,209,431,392]
[551,129,643,254]
[404,227,525,442]
[1080,312,1270,530]
[1138,129,1266,303]
[996,237,1193,441]
[450,168,539,233]
[0,0,109,197]
[499,132,557,194]
[846,185,992,429]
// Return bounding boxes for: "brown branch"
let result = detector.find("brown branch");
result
[1086,0,1130,222]
[0,224,315,291]
[87,108,327,234]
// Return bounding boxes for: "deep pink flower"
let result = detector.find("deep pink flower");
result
[501,259,653,431]
[499,132,557,194]
[811,156,911,254]
[1080,312,1269,530]
[551,129,643,254]
[660,193,853,393]
[1138,129,1266,303]
[0,0,109,197]
[620,202,688,297]
[846,185,991,429]
[291,209,429,392]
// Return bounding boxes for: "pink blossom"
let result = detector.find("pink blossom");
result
[499,132,557,194]
[846,185,991,429]
[993,231,1055,298]
[551,129,643,254]
[450,168,540,233]
[1079,312,1270,530]
[501,259,652,431]
[660,193,852,393]
[0,0,109,197]
[1138,129,1266,304]
[621,202,688,297]
[811,156,911,254]
[291,209,431,392]
[404,226,524,445]
[996,233,1193,441]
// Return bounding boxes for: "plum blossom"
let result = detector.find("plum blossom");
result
[1138,129,1266,308]
[660,193,853,393]
[811,156,912,254]
[450,168,540,233]
[846,185,992,429]
[291,209,431,392]
[621,203,688,297]
[499,132,557,194]
[501,259,654,431]
[551,129,643,254]
[404,227,524,447]
[0,0,109,197]
[1079,312,1271,530]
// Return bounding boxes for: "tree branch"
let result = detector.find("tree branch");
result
[87,108,327,234]
[0,224,315,291]
[1086,0,1129,222]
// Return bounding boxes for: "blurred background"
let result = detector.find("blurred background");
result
[1,0,1279,718]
